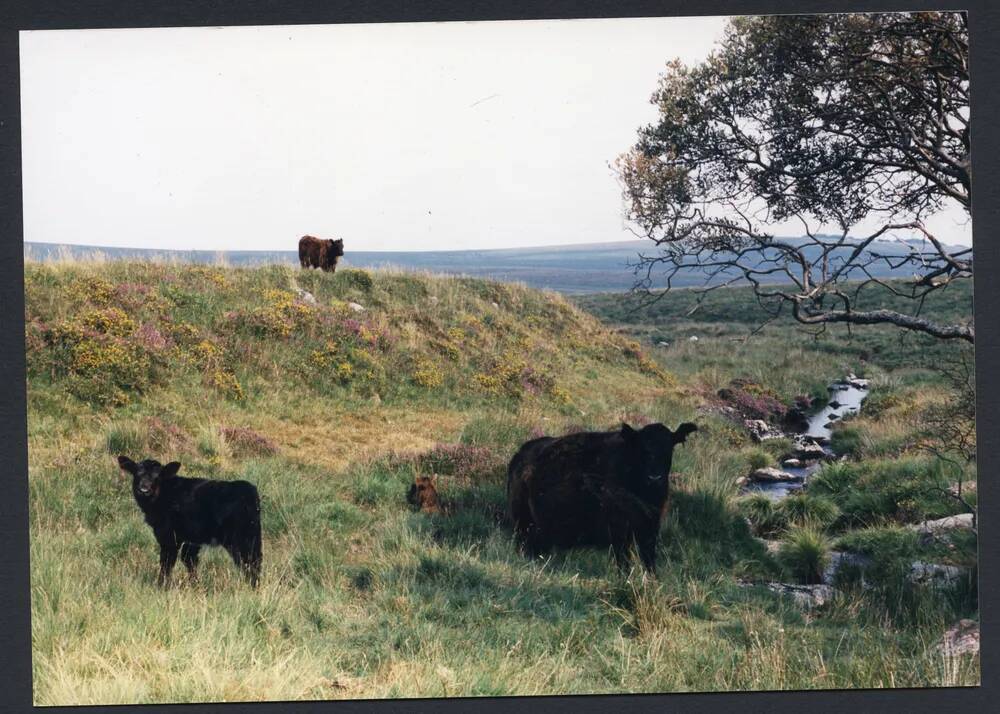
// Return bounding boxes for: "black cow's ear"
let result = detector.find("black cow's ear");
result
[673,423,699,443]
[117,456,138,474]
[161,462,182,479]
[620,423,637,437]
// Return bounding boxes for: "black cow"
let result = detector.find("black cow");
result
[118,456,262,587]
[506,422,697,572]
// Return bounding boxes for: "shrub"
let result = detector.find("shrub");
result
[745,448,774,471]
[666,489,764,571]
[737,494,785,537]
[717,379,788,422]
[339,268,375,292]
[144,417,192,454]
[412,357,444,388]
[404,443,504,483]
[808,458,956,527]
[777,525,831,585]
[830,426,863,456]
[105,421,147,455]
[220,426,278,457]
[777,494,840,529]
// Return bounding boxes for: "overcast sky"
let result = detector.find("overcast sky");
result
[20,17,972,253]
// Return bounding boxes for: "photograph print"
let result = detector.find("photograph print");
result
[20,10,978,705]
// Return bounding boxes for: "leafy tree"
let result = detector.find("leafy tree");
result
[617,12,972,341]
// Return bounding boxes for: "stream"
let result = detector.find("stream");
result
[746,377,870,501]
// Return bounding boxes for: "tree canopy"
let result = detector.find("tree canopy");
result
[617,12,972,341]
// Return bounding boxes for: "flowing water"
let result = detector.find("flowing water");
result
[746,379,869,501]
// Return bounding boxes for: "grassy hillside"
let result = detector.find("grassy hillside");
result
[25,262,977,704]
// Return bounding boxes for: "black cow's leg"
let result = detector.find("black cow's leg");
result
[637,531,659,574]
[524,526,551,559]
[155,531,178,587]
[611,541,631,572]
[179,543,201,580]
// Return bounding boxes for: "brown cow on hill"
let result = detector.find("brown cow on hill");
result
[298,235,345,273]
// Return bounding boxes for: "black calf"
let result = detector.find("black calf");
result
[118,456,262,587]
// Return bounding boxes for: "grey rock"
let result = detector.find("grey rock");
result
[793,441,828,460]
[756,582,839,609]
[911,513,975,536]
[909,561,971,587]
[745,419,784,442]
[934,619,980,657]
[823,551,872,585]
[750,467,802,483]
[294,288,317,305]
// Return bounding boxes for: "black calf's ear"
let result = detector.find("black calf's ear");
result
[620,423,637,436]
[673,423,699,443]
[117,456,137,474]
[161,462,182,479]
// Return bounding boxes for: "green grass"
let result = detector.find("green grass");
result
[26,261,978,703]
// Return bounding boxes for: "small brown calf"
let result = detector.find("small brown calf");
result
[407,474,442,514]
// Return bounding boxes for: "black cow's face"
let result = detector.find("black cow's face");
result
[329,238,345,258]
[622,422,698,484]
[118,456,181,502]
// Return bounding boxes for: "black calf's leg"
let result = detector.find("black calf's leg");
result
[244,521,263,588]
[179,543,201,580]
[155,531,178,587]
[226,531,262,588]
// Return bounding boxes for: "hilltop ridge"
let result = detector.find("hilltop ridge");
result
[24,260,682,470]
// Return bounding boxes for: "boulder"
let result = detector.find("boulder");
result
[947,481,977,498]
[792,441,829,461]
[782,458,802,468]
[934,619,980,657]
[822,551,872,585]
[688,335,699,342]
[294,287,317,305]
[657,341,670,347]
[765,582,838,609]
[347,301,365,312]
[911,513,975,536]
[745,419,784,442]
[750,467,802,483]
[909,561,972,587]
